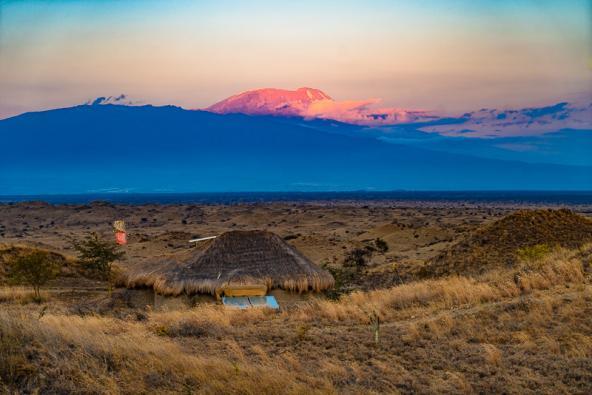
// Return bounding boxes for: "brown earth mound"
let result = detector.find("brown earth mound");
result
[0,244,69,283]
[423,209,592,277]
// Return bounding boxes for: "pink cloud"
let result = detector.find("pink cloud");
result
[304,98,433,125]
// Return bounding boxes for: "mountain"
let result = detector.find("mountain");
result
[0,103,590,194]
[206,87,435,125]
[207,87,332,116]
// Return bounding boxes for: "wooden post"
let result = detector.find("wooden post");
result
[370,311,380,345]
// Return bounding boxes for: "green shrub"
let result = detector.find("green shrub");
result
[516,244,552,265]
[70,232,125,294]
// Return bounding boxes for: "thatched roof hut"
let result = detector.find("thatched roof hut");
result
[123,230,334,296]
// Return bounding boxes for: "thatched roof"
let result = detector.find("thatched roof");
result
[123,230,334,295]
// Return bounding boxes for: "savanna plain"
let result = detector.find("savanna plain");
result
[1,200,591,394]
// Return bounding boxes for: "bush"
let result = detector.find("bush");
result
[375,238,389,253]
[516,244,552,265]
[8,251,61,301]
[343,248,372,268]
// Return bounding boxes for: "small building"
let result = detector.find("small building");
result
[123,230,334,307]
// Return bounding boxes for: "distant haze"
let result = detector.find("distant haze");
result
[0,0,591,119]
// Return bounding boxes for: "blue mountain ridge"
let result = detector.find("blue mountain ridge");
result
[0,104,590,194]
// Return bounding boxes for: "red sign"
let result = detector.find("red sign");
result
[115,231,127,245]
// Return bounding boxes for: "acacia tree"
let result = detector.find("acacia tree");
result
[343,247,373,268]
[70,232,125,294]
[374,238,389,253]
[9,250,61,301]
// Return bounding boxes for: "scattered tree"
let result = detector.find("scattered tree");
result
[8,251,61,301]
[70,232,125,294]
[374,238,389,253]
[343,247,372,268]
[327,241,389,298]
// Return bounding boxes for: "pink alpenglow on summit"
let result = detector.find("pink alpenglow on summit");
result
[207,87,331,117]
[206,87,434,125]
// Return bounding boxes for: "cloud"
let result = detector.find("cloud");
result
[303,98,433,125]
[85,94,142,106]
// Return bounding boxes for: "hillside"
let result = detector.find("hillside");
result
[0,244,101,290]
[1,104,591,194]
[424,209,592,277]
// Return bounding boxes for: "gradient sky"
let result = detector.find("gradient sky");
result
[0,0,590,119]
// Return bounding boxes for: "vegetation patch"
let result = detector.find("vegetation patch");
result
[424,209,592,277]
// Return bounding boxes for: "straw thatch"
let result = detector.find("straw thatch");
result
[122,230,334,296]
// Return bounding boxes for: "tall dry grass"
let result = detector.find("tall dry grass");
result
[135,245,588,358]
[297,246,586,323]
[141,246,587,331]
[0,245,589,393]
[0,307,333,394]
[0,286,45,304]
[148,304,280,338]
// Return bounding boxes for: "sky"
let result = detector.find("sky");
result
[0,0,590,119]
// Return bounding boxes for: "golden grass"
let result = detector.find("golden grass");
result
[297,246,586,324]
[0,308,333,394]
[1,245,590,393]
[0,286,46,304]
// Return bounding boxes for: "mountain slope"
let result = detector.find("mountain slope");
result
[207,87,332,116]
[378,127,592,166]
[0,104,591,194]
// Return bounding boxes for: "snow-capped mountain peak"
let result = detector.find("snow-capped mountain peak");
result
[205,87,433,125]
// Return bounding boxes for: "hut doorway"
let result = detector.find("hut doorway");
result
[218,284,280,309]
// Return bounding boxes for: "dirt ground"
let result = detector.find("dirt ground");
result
[1,200,591,288]
[0,202,528,272]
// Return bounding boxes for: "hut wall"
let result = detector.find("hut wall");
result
[154,293,192,310]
